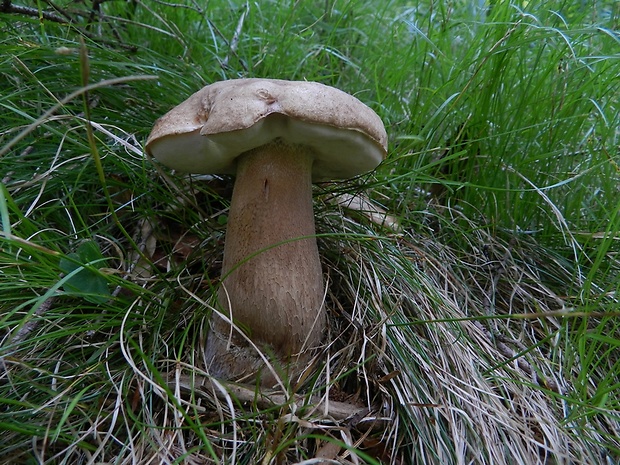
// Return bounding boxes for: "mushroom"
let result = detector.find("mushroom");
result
[145,78,387,386]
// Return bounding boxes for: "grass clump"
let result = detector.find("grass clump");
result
[1,0,619,463]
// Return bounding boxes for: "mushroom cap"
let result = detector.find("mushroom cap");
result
[145,78,387,181]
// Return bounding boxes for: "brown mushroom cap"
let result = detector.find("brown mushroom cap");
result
[145,78,388,181]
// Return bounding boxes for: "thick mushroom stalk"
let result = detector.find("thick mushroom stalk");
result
[205,140,325,385]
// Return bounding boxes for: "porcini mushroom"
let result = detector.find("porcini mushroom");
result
[145,78,387,386]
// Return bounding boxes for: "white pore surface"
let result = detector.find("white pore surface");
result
[148,114,385,181]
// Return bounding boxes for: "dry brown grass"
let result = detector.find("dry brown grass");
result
[99,180,617,464]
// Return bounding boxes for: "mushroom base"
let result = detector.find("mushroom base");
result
[205,140,325,387]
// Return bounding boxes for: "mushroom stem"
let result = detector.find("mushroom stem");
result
[205,139,325,385]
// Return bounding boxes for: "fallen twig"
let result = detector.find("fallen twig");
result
[168,373,390,431]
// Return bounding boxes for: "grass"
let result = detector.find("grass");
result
[1,0,619,463]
